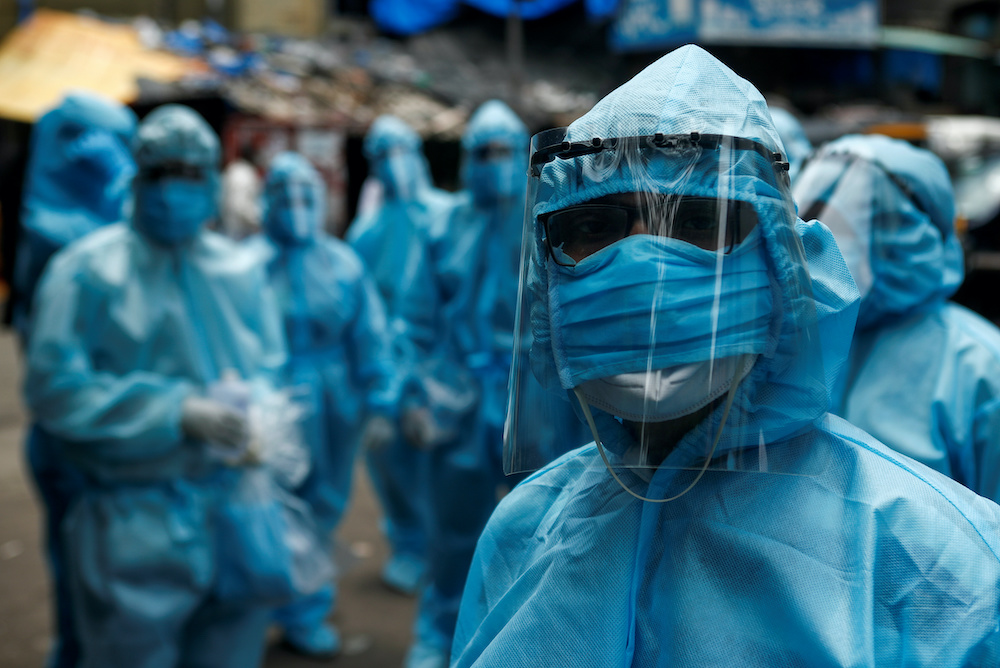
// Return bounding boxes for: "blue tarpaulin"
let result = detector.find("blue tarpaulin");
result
[370,0,618,36]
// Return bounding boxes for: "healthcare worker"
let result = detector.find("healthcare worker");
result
[24,104,287,668]
[251,151,401,657]
[794,134,1000,500]
[13,91,137,668]
[405,100,589,668]
[767,105,813,183]
[452,45,1000,666]
[347,115,468,595]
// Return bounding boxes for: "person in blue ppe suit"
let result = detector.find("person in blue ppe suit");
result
[347,115,466,595]
[793,134,1000,501]
[13,91,137,668]
[250,151,401,658]
[23,104,287,668]
[767,105,813,183]
[452,45,1000,667]
[404,100,590,668]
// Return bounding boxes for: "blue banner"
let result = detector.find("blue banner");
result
[611,0,879,52]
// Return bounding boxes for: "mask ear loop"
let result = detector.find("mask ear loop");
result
[574,368,740,504]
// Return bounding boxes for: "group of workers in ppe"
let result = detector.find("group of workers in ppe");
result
[15,40,1000,668]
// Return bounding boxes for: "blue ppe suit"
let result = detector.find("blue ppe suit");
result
[23,105,285,668]
[14,92,137,668]
[250,152,401,644]
[794,134,1000,501]
[406,101,589,668]
[452,46,1000,667]
[767,106,812,183]
[347,116,459,590]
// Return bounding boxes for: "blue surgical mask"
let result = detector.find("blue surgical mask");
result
[134,178,217,245]
[549,231,773,390]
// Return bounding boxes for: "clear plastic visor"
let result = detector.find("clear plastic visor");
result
[504,128,825,484]
[792,154,885,298]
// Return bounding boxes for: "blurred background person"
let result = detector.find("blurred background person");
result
[405,99,588,668]
[12,90,137,668]
[794,133,1000,500]
[219,141,262,240]
[250,151,401,658]
[347,115,468,597]
[23,104,287,668]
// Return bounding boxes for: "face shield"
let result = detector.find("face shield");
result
[372,146,426,202]
[793,154,878,300]
[505,129,828,488]
[466,140,522,205]
[265,177,320,244]
[134,162,218,245]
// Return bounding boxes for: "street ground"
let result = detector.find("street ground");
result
[0,329,417,668]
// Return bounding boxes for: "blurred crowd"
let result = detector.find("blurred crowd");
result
[8,40,1000,668]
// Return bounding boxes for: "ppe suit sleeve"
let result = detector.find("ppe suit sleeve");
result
[24,255,196,461]
[350,266,402,418]
[973,397,1000,501]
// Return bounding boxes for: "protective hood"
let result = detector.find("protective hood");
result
[262,151,326,246]
[505,45,859,476]
[21,92,138,245]
[768,106,813,183]
[131,104,221,245]
[363,115,435,202]
[461,99,529,205]
[792,134,963,331]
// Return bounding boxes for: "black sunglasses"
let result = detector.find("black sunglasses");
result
[541,195,758,266]
[139,162,207,182]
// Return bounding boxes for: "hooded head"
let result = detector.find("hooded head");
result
[262,152,326,246]
[461,100,529,206]
[132,104,220,245]
[505,45,859,477]
[363,115,433,202]
[767,106,813,183]
[23,91,137,234]
[793,134,962,331]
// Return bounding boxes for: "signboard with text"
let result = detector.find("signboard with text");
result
[611,0,879,52]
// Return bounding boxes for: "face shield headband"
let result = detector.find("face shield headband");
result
[504,129,830,488]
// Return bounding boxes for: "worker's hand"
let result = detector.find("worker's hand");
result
[361,415,397,452]
[180,396,249,450]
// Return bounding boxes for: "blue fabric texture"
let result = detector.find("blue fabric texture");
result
[452,45,1000,667]
[23,105,287,668]
[796,134,1000,502]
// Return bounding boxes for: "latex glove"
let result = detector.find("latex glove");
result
[180,396,249,451]
[401,407,436,450]
[361,415,397,452]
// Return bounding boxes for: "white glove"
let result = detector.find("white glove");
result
[180,396,249,451]
[401,407,436,450]
[361,415,397,451]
